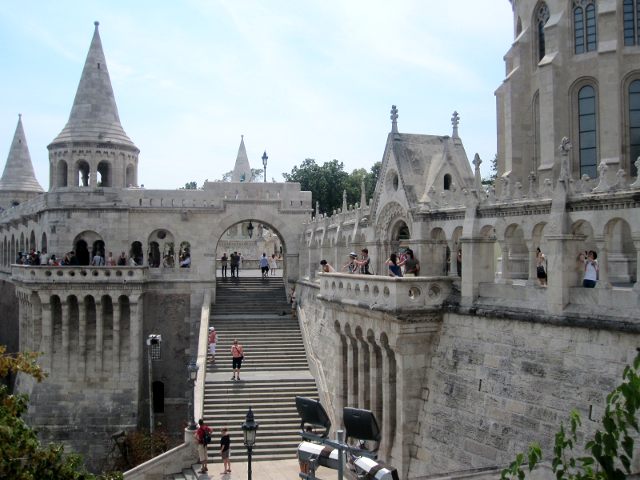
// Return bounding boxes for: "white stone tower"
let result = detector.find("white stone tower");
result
[231,135,252,182]
[47,21,139,190]
[0,114,43,210]
[496,0,640,187]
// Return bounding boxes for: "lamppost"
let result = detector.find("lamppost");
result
[262,150,268,182]
[186,360,199,431]
[247,221,254,239]
[241,407,259,480]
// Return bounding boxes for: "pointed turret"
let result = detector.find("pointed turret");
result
[232,135,252,182]
[0,115,44,209]
[48,22,139,189]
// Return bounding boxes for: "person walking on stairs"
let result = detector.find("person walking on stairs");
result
[231,339,244,381]
[220,427,231,474]
[194,418,212,474]
[208,326,217,363]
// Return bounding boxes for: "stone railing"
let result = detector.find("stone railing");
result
[10,265,148,284]
[317,272,453,311]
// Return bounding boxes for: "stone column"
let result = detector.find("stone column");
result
[78,298,87,379]
[95,299,103,374]
[498,241,511,283]
[460,237,495,306]
[18,294,26,352]
[367,335,382,424]
[545,235,584,314]
[113,298,121,376]
[380,340,396,461]
[526,240,537,285]
[633,238,640,291]
[594,237,611,289]
[129,295,144,384]
[61,300,70,374]
[40,298,53,371]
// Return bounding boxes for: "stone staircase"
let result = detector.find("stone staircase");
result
[204,276,318,462]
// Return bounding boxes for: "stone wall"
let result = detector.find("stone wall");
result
[0,277,18,353]
[298,281,640,478]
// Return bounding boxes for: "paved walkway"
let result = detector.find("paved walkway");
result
[200,458,333,479]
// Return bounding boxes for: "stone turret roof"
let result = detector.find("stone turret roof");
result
[49,22,137,150]
[0,115,43,192]
[231,135,252,182]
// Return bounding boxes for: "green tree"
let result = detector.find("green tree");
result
[502,349,640,480]
[217,169,263,182]
[283,160,380,215]
[181,181,198,190]
[0,345,122,479]
[481,154,498,185]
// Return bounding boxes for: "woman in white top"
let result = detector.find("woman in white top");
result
[269,254,278,276]
[582,250,598,288]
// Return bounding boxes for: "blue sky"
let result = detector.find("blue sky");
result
[0,1,513,189]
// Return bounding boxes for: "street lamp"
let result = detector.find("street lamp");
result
[186,360,199,431]
[261,150,268,182]
[247,221,254,239]
[241,407,259,480]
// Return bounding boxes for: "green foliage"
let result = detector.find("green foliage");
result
[501,350,640,480]
[0,346,121,479]
[181,181,198,190]
[283,159,380,215]
[481,154,498,185]
[123,430,171,468]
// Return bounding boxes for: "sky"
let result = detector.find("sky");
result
[0,1,514,190]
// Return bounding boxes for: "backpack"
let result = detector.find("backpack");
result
[203,430,212,445]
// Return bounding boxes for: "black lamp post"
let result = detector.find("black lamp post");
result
[241,407,259,480]
[262,150,268,182]
[186,360,199,430]
[247,221,254,239]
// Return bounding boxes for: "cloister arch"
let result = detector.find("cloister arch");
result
[57,160,68,187]
[73,231,104,266]
[604,218,636,285]
[97,161,111,187]
[147,229,175,268]
[76,160,90,187]
[504,223,529,280]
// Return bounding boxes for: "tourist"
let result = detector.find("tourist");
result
[208,326,217,363]
[230,251,239,278]
[194,418,212,474]
[385,253,403,277]
[238,252,244,272]
[290,286,297,318]
[91,250,105,266]
[48,254,59,266]
[220,427,231,474]
[320,259,335,272]
[128,255,137,266]
[342,252,358,274]
[402,249,420,276]
[259,253,270,278]
[456,249,462,277]
[231,339,244,381]
[270,254,278,276]
[106,251,115,266]
[220,252,228,278]
[356,248,372,274]
[179,252,191,268]
[536,247,547,287]
[298,425,314,475]
[117,251,127,266]
[583,250,598,288]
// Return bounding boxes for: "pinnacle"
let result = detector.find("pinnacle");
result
[0,115,43,193]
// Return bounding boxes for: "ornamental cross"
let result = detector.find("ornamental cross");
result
[472,153,482,171]
[390,105,399,133]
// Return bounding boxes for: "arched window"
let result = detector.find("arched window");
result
[629,80,640,177]
[152,381,165,413]
[624,0,640,46]
[533,91,540,172]
[443,174,452,190]
[574,0,596,54]
[578,85,598,178]
[536,3,550,61]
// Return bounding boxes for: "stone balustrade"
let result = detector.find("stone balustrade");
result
[11,265,147,283]
[317,272,453,311]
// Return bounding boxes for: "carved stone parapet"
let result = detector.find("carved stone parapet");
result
[11,265,148,285]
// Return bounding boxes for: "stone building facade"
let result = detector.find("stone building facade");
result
[1,1,640,478]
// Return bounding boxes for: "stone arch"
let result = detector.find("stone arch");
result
[97,160,111,187]
[604,218,636,285]
[76,160,90,187]
[73,231,103,266]
[67,295,80,377]
[57,159,68,187]
[147,229,175,268]
[130,241,144,266]
[379,332,396,459]
[571,219,595,252]
[10,235,15,264]
[50,295,63,374]
[355,326,370,410]
[152,381,165,413]
[366,329,383,426]
[504,223,529,280]
[117,295,131,371]
[84,295,97,376]
[29,230,36,252]
[100,295,114,374]
[19,232,25,254]
[41,232,48,255]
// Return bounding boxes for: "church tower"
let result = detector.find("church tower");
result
[496,0,640,187]
[0,114,44,210]
[48,22,139,190]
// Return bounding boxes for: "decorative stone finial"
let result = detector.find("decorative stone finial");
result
[559,137,572,154]
[94,21,100,28]
[558,137,572,185]
[342,189,348,212]
[451,111,460,138]
[18,113,22,120]
[390,105,398,134]
[593,161,610,192]
[360,178,366,209]
[631,157,640,189]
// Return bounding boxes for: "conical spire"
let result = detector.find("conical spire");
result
[0,114,43,192]
[232,135,252,182]
[49,21,136,148]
